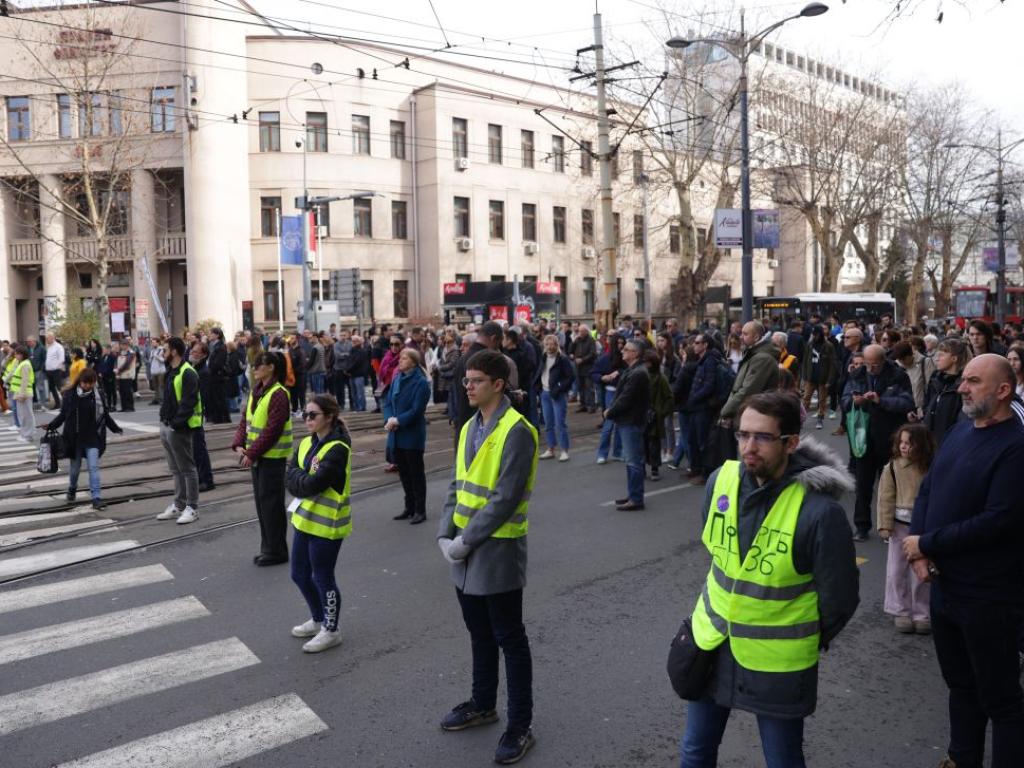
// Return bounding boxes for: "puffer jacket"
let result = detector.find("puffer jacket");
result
[922,370,963,447]
[720,339,781,420]
[694,437,860,719]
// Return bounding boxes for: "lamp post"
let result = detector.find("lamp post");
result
[667,3,828,323]
[946,131,1024,325]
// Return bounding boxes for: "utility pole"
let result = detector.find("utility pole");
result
[995,129,1007,326]
[641,174,652,330]
[592,13,617,332]
[300,134,311,333]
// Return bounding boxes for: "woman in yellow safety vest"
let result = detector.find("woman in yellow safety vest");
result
[285,393,352,654]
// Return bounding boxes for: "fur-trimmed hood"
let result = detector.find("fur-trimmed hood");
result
[786,436,855,498]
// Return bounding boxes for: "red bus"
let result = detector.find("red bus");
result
[953,286,1024,327]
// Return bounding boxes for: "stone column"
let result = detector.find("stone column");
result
[38,174,67,330]
[0,188,14,340]
[183,3,251,334]
[130,168,160,337]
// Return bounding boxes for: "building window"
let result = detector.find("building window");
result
[263,280,280,322]
[488,124,502,164]
[259,111,280,152]
[314,202,330,237]
[455,273,471,283]
[310,279,327,301]
[633,214,644,248]
[697,227,707,250]
[392,200,408,239]
[79,272,93,289]
[260,196,281,237]
[352,114,370,155]
[523,274,538,283]
[555,275,568,304]
[610,149,619,178]
[79,92,103,137]
[150,87,175,133]
[452,117,468,159]
[307,112,328,152]
[454,196,470,238]
[390,120,405,159]
[553,206,566,244]
[669,224,681,254]
[582,209,594,245]
[613,212,621,245]
[635,279,646,313]
[57,94,73,139]
[353,197,372,237]
[490,274,506,282]
[522,203,536,242]
[583,277,595,314]
[489,200,505,240]
[361,280,374,317]
[521,129,534,169]
[552,135,565,173]
[393,280,409,317]
[109,91,124,136]
[632,149,644,184]
[6,96,32,141]
[581,140,593,176]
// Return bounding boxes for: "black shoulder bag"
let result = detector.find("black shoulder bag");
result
[666,617,715,700]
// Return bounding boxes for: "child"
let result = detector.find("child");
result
[877,423,935,634]
[777,366,807,427]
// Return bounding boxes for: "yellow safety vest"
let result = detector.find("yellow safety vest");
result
[292,435,352,540]
[691,460,820,673]
[245,381,293,459]
[453,407,538,538]
[780,351,797,371]
[171,362,203,429]
[9,359,34,393]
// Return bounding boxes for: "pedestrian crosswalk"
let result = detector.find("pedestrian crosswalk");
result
[0,415,39,465]
[0,561,329,765]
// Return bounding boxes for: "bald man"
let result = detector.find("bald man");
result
[903,354,1024,768]
[841,343,915,541]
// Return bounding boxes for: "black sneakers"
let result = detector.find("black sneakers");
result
[494,728,535,764]
[440,700,499,731]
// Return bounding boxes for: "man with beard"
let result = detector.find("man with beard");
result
[904,354,1024,768]
[680,391,858,766]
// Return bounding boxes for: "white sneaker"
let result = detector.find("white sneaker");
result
[596,457,607,465]
[539,449,555,460]
[302,628,342,653]
[558,450,570,462]
[175,506,198,525]
[291,619,321,638]
[156,504,178,520]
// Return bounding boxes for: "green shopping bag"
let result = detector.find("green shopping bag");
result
[846,405,869,458]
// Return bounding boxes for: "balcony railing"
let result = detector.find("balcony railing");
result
[65,235,133,262]
[157,232,187,258]
[6,232,187,265]
[8,240,41,264]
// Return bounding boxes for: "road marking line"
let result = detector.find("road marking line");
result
[0,595,209,666]
[118,422,161,434]
[600,483,690,506]
[0,564,174,615]
[0,637,260,736]
[0,519,113,547]
[856,557,868,566]
[55,693,328,768]
[0,510,87,528]
[0,540,140,580]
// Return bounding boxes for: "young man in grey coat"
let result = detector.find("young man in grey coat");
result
[437,349,540,765]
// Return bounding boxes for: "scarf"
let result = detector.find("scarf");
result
[77,386,105,424]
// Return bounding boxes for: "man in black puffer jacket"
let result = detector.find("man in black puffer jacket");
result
[604,340,650,511]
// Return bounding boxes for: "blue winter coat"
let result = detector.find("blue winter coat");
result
[383,367,431,451]
[531,351,574,399]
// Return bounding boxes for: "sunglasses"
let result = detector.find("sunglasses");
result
[302,411,323,420]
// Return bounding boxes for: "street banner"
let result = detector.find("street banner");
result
[489,305,508,321]
[279,215,304,266]
[138,257,169,334]
[982,244,1021,272]
[753,209,780,249]
[514,304,532,324]
[714,208,742,248]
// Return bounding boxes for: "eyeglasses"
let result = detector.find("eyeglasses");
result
[302,411,323,420]
[462,376,492,389]
[734,431,794,446]
[390,342,402,348]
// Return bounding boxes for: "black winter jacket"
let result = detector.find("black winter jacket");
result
[841,360,915,458]
[605,361,650,426]
[48,387,122,458]
[160,362,201,431]
[923,370,964,447]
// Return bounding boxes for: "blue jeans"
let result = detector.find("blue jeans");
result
[671,410,690,466]
[540,390,569,450]
[618,423,645,503]
[680,697,806,768]
[597,389,622,460]
[291,529,344,631]
[309,371,326,395]
[348,376,366,411]
[69,446,101,500]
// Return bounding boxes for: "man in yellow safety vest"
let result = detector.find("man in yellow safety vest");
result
[680,390,859,767]
[437,349,539,765]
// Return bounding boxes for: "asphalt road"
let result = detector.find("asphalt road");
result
[0,414,953,768]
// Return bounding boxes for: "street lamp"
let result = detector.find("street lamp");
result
[667,3,828,323]
[946,132,1024,325]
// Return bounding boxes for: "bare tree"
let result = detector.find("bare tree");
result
[0,6,172,341]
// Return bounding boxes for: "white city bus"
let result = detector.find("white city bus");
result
[732,292,898,325]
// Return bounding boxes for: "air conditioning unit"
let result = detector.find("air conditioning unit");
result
[456,237,473,251]
[317,225,329,239]
[456,157,471,171]
[768,258,780,269]
[581,245,596,260]
[524,242,539,255]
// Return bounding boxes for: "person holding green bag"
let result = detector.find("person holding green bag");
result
[841,345,915,542]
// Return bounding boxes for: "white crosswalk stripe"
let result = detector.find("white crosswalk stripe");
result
[0,518,113,546]
[0,559,331,763]
[0,509,92,529]
[0,595,210,666]
[55,694,329,768]
[0,540,140,580]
